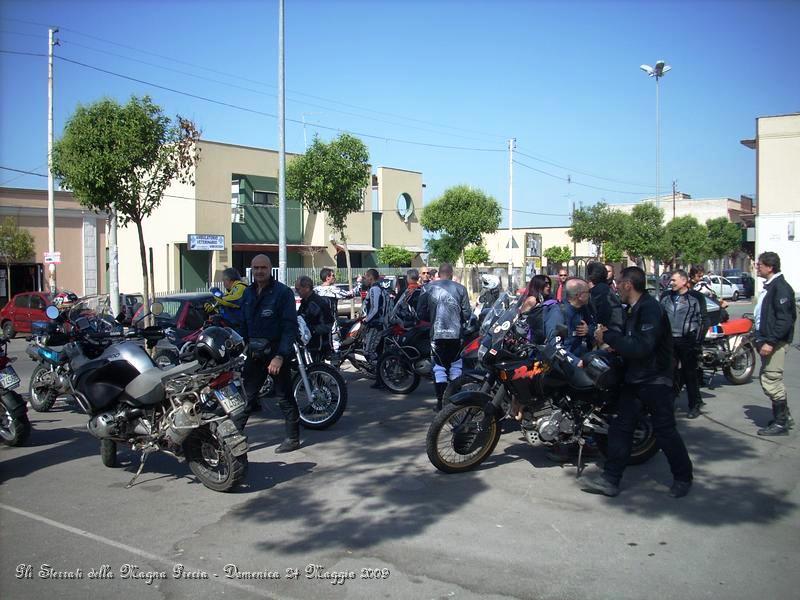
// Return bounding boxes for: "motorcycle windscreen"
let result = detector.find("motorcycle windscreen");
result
[75,360,141,412]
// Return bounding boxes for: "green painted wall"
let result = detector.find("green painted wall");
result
[372,212,382,250]
[180,245,209,289]
[231,173,303,244]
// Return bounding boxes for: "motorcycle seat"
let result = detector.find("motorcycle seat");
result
[124,361,199,406]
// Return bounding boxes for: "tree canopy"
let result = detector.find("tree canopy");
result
[463,245,490,266]
[568,202,626,258]
[543,245,572,265]
[705,217,742,260]
[0,217,35,295]
[377,245,415,267]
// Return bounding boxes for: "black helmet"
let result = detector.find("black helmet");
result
[195,326,244,366]
[581,350,622,390]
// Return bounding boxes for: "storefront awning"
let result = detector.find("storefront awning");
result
[232,243,327,252]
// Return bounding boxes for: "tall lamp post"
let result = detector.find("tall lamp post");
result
[639,60,671,212]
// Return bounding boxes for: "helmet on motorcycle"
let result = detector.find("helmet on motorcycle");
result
[580,350,621,391]
[195,326,244,366]
[481,274,500,290]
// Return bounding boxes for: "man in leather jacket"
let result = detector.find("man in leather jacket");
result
[582,266,693,498]
[754,252,796,436]
[296,275,334,362]
[238,254,300,452]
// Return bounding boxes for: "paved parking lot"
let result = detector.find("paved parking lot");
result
[2,302,799,600]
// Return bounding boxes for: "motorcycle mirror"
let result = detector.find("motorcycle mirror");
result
[151,302,164,316]
[45,305,60,320]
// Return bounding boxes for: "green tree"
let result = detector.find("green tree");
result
[421,185,501,279]
[705,217,742,263]
[602,240,624,264]
[286,133,370,312]
[0,217,35,300]
[377,245,415,267]
[660,216,708,268]
[426,234,461,265]
[464,245,490,266]
[568,202,627,258]
[622,203,665,272]
[52,96,200,318]
[543,245,572,266]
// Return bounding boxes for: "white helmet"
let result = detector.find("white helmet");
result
[481,274,500,290]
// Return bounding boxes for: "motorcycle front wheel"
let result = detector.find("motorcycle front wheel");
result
[723,343,756,385]
[0,400,31,446]
[443,374,487,401]
[595,415,658,466]
[378,353,420,394]
[426,399,501,473]
[293,363,348,430]
[184,425,248,492]
[28,364,59,412]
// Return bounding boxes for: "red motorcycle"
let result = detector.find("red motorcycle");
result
[700,314,756,385]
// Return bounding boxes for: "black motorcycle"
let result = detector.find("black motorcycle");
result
[0,336,31,446]
[426,297,657,474]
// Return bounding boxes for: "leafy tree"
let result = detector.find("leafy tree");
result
[52,96,200,319]
[426,234,461,265]
[377,245,415,267]
[602,240,624,264]
[464,245,490,266]
[705,217,742,261]
[660,216,708,268]
[568,202,627,258]
[421,185,501,279]
[543,245,572,266]
[286,133,370,312]
[0,217,35,298]
[622,203,665,272]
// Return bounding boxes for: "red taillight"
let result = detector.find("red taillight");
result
[209,371,233,389]
[464,338,480,354]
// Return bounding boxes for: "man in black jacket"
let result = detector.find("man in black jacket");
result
[754,252,796,436]
[661,269,708,419]
[582,267,693,498]
[586,261,624,334]
[296,276,334,362]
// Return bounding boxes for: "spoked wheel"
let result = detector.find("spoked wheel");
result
[184,425,248,492]
[378,353,420,394]
[28,364,59,412]
[595,415,658,466]
[0,403,31,446]
[426,400,501,473]
[723,344,756,385]
[293,363,348,430]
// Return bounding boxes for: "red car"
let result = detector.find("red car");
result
[1,292,52,338]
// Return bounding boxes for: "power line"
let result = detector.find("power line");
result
[0,49,47,57]
[0,164,48,186]
[515,148,658,189]
[0,166,47,177]
[512,159,652,196]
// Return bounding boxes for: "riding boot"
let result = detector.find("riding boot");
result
[275,419,300,453]
[434,382,448,412]
[758,401,790,436]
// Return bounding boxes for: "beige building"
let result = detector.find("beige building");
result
[0,187,107,303]
[741,112,800,293]
[116,140,425,293]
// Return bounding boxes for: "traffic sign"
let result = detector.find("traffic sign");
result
[44,251,61,264]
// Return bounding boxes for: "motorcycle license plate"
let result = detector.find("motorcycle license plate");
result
[0,366,20,390]
[214,384,245,414]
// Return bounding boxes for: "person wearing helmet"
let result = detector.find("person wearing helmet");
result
[238,254,300,453]
[477,274,501,308]
[204,267,247,331]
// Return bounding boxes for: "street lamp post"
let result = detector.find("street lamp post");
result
[639,60,672,212]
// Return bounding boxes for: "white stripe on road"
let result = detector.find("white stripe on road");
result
[0,502,276,599]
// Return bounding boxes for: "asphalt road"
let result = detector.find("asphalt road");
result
[2,300,799,600]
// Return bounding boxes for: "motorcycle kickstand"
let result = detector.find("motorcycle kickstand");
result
[575,439,586,479]
[126,447,154,489]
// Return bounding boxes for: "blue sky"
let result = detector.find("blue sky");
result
[1,0,798,228]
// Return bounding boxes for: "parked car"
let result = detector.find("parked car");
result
[119,293,144,326]
[724,274,754,299]
[706,274,741,301]
[132,292,212,336]
[0,291,52,338]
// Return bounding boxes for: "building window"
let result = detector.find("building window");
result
[231,180,244,223]
[253,191,278,206]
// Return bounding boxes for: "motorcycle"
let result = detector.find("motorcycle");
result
[0,336,31,446]
[257,316,347,430]
[426,296,657,475]
[700,313,756,386]
[331,316,374,376]
[38,304,249,492]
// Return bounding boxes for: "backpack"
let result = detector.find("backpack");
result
[527,299,562,344]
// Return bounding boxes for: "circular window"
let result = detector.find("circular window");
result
[396,193,414,221]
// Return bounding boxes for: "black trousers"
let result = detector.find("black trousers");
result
[233,353,298,432]
[604,383,693,485]
[674,337,702,410]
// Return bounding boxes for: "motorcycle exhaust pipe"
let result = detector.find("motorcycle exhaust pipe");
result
[165,401,199,446]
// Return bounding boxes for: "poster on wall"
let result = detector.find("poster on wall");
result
[525,233,542,258]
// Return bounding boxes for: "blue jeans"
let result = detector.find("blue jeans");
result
[604,383,693,485]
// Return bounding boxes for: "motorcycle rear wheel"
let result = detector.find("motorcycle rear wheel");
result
[28,364,59,412]
[184,425,248,492]
[0,403,31,446]
[595,416,658,466]
[426,399,501,473]
[293,363,348,430]
[443,374,486,401]
[378,353,420,394]
[723,344,755,385]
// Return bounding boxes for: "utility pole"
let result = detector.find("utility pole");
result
[108,211,120,317]
[47,27,59,293]
[672,180,677,221]
[507,138,515,291]
[277,0,287,284]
